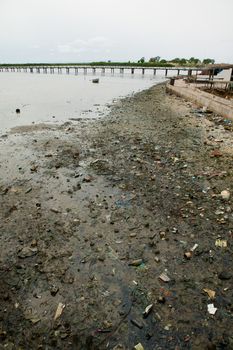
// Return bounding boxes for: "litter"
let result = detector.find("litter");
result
[203,288,216,299]
[207,303,217,315]
[215,239,227,248]
[159,272,171,282]
[143,304,153,318]
[54,302,65,321]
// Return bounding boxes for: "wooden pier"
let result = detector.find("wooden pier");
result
[0,65,202,77]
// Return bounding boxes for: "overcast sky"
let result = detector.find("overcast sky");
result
[0,0,232,63]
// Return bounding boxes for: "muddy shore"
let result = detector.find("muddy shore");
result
[0,84,232,350]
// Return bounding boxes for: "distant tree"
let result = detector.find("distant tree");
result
[149,56,160,63]
[179,58,187,65]
[202,58,215,64]
[160,59,167,64]
[170,58,181,63]
[138,57,145,64]
[188,57,201,65]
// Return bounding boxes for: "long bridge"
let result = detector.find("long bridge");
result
[0,65,203,77]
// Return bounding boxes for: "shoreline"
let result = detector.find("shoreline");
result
[0,84,232,349]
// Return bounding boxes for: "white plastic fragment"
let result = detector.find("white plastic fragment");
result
[207,303,217,315]
[221,190,230,200]
[190,243,198,252]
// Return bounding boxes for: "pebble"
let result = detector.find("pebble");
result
[218,271,231,280]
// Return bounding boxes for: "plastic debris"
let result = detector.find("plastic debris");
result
[184,251,192,259]
[128,259,143,266]
[203,288,216,299]
[134,343,144,350]
[190,243,198,252]
[143,304,153,318]
[207,303,217,315]
[54,302,65,321]
[159,272,171,282]
[221,190,230,200]
[215,239,227,248]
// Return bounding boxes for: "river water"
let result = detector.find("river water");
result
[0,71,165,131]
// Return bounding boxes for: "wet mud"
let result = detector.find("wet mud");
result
[0,84,232,349]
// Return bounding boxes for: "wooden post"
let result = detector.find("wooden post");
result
[111,68,114,74]
[153,69,156,75]
[178,69,180,76]
[142,68,145,75]
[93,68,96,74]
[131,68,134,74]
[165,69,168,76]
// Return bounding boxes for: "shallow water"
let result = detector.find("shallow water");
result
[0,71,165,131]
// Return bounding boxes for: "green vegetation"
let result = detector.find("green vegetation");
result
[0,57,216,67]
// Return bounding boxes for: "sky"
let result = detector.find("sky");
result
[0,0,232,63]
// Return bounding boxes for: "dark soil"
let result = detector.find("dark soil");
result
[0,84,232,350]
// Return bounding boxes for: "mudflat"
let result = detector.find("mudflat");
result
[0,84,232,349]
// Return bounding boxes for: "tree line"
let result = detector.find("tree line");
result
[138,57,215,65]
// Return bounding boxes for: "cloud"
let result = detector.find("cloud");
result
[31,44,40,49]
[57,37,111,54]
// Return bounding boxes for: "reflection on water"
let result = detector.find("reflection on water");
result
[0,71,165,130]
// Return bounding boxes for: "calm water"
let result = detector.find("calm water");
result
[0,71,165,131]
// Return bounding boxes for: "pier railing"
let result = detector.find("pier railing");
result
[0,65,202,77]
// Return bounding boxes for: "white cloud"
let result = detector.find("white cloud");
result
[57,37,112,54]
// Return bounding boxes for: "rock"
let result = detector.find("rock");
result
[134,343,144,350]
[18,247,38,258]
[218,271,231,280]
[130,319,143,329]
[210,149,223,157]
[16,108,20,113]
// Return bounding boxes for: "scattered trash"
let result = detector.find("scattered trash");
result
[190,243,198,252]
[220,190,230,200]
[143,304,153,318]
[95,328,112,333]
[50,208,61,214]
[215,239,227,248]
[203,288,216,299]
[159,272,171,283]
[184,251,192,259]
[157,296,166,304]
[207,303,217,315]
[54,302,65,321]
[128,259,143,266]
[134,343,144,350]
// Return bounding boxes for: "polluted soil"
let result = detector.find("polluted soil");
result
[0,84,232,350]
